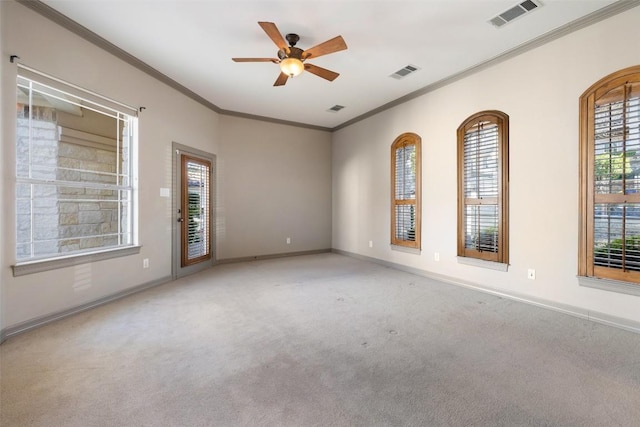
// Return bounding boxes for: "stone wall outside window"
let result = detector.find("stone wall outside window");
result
[16,104,121,259]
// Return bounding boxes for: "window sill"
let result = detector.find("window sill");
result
[578,276,640,297]
[390,245,421,255]
[457,256,509,272]
[12,245,141,277]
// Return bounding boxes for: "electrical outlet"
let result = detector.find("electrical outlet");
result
[286,237,291,244]
[527,268,535,280]
[434,252,440,262]
[369,240,373,248]
[143,258,149,269]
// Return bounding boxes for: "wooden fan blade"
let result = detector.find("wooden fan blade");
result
[274,72,289,86]
[232,58,279,63]
[304,63,340,81]
[303,36,347,59]
[258,22,288,51]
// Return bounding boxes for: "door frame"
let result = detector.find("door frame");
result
[172,142,216,279]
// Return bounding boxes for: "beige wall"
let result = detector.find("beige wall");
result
[217,116,332,260]
[332,7,640,326]
[0,1,7,334]
[0,1,217,329]
[2,0,638,335]
[0,1,332,332]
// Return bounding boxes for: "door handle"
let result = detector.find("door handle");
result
[177,218,184,222]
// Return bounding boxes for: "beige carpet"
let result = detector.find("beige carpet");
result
[1,253,639,426]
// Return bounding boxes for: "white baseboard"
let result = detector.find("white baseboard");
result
[4,248,638,344]
[332,249,640,335]
[0,275,172,344]
[216,249,332,265]
[0,250,332,343]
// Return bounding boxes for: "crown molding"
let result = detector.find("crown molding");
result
[16,0,640,133]
[14,0,331,133]
[333,0,640,131]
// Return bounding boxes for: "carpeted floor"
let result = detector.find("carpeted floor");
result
[1,253,639,426]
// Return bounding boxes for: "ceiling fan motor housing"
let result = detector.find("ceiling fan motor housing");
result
[287,47,304,60]
[285,33,300,46]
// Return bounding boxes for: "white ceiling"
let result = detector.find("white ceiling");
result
[39,0,623,130]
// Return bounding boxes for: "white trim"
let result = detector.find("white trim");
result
[391,245,421,255]
[333,249,640,335]
[17,64,138,115]
[578,276,640,297]
[333,1,640,131]
[457,256,509,272]
[15,0,638,132]
[12,245,141,276]
[15,70,139,264]
[215,249,331,265]
[0,274,171,344]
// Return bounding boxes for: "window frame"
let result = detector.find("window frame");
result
[390,132,421,249]
[579,65,640,285]
[457,110,509,264]
[12,65,139,275]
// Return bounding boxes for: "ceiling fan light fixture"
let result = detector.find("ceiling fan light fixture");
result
[280,57,304,78]
[234,23,347,86]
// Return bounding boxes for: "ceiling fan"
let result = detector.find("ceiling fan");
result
[232,22,348,86]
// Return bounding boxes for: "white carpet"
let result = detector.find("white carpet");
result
[1,253,639,426]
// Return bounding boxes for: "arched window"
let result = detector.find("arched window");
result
[579,65,640,284]
[391,133,421,249]
[457,111,509,264]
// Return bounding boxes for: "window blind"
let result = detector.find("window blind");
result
[394,144,416,242]
[463,121,499,254]
[593,82,640,272]
[185,159,211,263]
[391,133,421,249]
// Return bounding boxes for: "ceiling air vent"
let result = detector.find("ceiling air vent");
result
[489,0,542,28]
[327,104,345,113]
[390,64,420,80]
